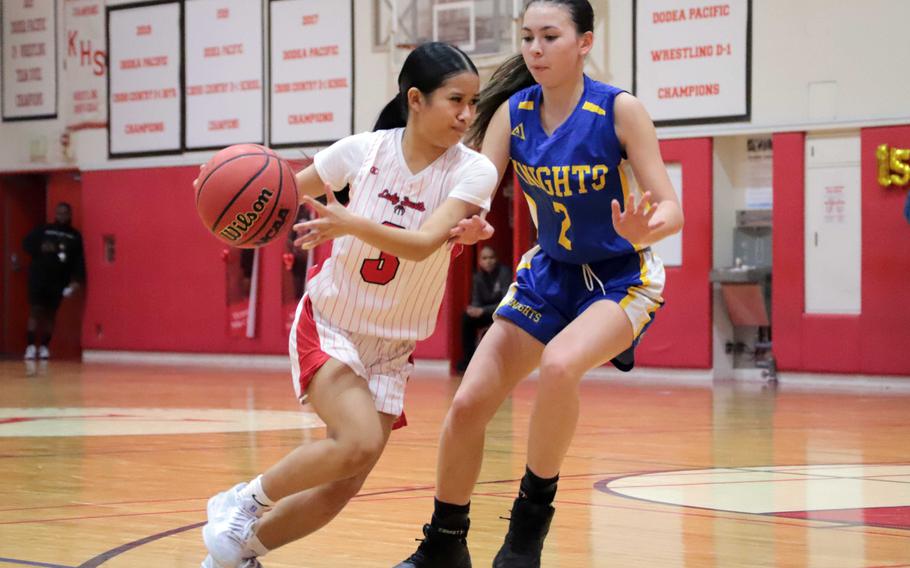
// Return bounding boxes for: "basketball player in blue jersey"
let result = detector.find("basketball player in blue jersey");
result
[394,2,684,567]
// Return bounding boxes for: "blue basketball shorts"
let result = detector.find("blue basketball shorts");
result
[494,246,665,346]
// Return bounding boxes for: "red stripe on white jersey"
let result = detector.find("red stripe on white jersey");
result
[307,129,475,340]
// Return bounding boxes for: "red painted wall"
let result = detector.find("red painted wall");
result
[509,138,714,368]
[81,166,456,356]
[82,166,290,353]
[636,138,713,368]
[772,128,910,375]
[0,175,46,356]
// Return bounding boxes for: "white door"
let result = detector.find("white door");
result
[804,134,861,314]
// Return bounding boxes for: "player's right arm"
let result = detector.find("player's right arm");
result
[443,100,510,246]
[479,101,512,187]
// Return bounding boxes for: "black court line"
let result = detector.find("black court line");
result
[75,522,204,568]
[0,558,73,568]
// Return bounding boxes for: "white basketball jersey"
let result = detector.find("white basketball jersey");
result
[307,128,495,341]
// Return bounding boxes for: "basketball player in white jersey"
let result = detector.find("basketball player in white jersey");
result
[199,42,497,568]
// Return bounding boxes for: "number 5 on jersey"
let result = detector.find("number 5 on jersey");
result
[360,221,403,285]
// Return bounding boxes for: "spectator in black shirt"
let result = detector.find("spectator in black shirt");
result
[456,246,512,373]
[22,202,85,360]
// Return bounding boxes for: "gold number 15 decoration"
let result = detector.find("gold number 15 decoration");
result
[877,144,910,187]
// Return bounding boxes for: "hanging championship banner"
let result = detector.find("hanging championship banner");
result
[63,0,106,128]
[269,0,353,146]
[185,0,264,149]
[2,0,57,120]
[634,0,750,125]
[108,2,182,156]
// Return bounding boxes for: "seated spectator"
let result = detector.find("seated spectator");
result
[456,246,511,373]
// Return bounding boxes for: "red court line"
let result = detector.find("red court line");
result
[351,490,910,539]
[0,473,608,516]
[776,506,910,531]
[0,496,206,513]
[4,483,907,546]
[607,475,831,489]
[0,508,204,526]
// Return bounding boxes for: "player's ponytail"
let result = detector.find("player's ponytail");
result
[373,92,407,130]
[373,41,478,132]
[465,54,535,148]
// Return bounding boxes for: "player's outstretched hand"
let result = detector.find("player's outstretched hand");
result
[611,191,665,246]
[447,215,494,247]
[294,185,355,250]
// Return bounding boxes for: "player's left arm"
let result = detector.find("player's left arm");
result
[613,93,684,246]
[295,189,481,262]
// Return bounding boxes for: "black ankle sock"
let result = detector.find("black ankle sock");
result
[431,498,470,531]
[519,466,559,505]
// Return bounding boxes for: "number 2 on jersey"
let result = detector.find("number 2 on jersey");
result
[360,221,402,285]
[553,202,573,250]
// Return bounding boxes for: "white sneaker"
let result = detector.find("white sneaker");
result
[202,483,267,567]
[38,346,49,359]
[24,345,37,360]
[201,555,262,568]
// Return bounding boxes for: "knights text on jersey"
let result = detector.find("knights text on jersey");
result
[307,128,495,341]
[509,75,639,264]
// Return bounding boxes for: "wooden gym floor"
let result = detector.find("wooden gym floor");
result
[1,360,908,567]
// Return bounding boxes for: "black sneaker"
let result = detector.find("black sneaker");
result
[394,523,472,568]
[610,345,635,372]
[493,498,554,568]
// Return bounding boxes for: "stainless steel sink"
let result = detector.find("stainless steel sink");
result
[710,266,771,283]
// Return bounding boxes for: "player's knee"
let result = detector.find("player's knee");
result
[538,355,581,392]
[337,435,384,476]
[447,391,493,432]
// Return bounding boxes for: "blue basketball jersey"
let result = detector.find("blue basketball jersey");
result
[509,75,635,264]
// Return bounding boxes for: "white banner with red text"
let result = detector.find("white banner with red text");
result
[2,0,57,120]
[634,0,749,124]
[108,2,181,155]
[269,0,353,146]
[185,0,263,149]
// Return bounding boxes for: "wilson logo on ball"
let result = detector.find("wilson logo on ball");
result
[219,188,274,242]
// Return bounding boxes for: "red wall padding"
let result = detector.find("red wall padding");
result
[81,166,454,356]
[859,127,910,374]
[635,138,713,368]
[771,132,807,370]
[772,128,910,375]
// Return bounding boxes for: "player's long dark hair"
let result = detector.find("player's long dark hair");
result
[466,0,594,148]
[373,41,479,131]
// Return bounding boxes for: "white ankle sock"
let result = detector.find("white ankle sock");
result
[247,533,270,556]
[240,475,275,508]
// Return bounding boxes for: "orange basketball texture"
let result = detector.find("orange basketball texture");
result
[195,144,298,248]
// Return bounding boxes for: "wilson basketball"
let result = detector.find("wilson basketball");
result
[195,144,298,248]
